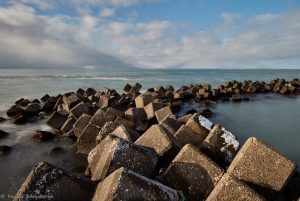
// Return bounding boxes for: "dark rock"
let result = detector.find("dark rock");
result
[201,107,213,118]
[15,98,25,105]
[61,116,77,133]
[46,111,68,131]
[14,162,96,201]
[12,113,28,124]
[41,96,58,112]
[0,117,7,123]
[40,94,50,103]
[0,145,12,156]
[200,124,239,168]
[84,88,96,97]
[93,167,183,201]
[106,107,124,118]
[76,88,85,96]
[48,147,66,157]
[73,114,92,137]
[31,99,40,104]
[0,129,9,138]
[70,102,92,120]
[19,99,30,107]
[24,103,41,115]
[123,84,132,93]
[6,105,24,117]
[33,131,56,141]
[130,82,142,94]
[185,109,198,115]
[64,129,77,141]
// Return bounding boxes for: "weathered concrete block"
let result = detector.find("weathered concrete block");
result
[73,114,92,137]
[155,106,173,123]
[106,107,124,118]
[178,114,193,123]
[135,124,180,157]
[160,144,224,201]
[83,87,96,97]
[70,102,92,120]
[130,82,142,94]
[114,117,135,128]
[206,173,265,201]
[62,92,81,112]
[125,108,147,122]
[46,111,68,131]
[88,135,158,181]
[89,109,115,127]
[111,125,140,142]
[123,83,132,93]
[174,125,205,147]
[160,115,183,135]
[77,124,101,156]
[227,137,296,192]
[185,114,212,140]
[201,124,239,167]
[14,162,96,201]
[96,121,120,144]
[61,116,77,133]
[6,105,24,117]
[144,102,164,120]
[135,94,155,108]
[93,167,183,201]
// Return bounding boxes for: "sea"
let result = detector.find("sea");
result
[0,68,300,196]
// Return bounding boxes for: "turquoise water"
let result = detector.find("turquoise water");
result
[0,68,300,195]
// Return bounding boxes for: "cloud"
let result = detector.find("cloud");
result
[100,7,115,17]
[0,3,132,68]
[1,2,300,69]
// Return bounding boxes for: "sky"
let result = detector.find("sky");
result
[1,0,300,69]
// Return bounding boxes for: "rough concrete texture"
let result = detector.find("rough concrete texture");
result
[155,106,173,123]
[124,108,147,122]
[114,117,135,128]
[206,173,265,201]
[89,109,115,127]
[70,102,92,120]
[160,115,183,135]
[106,107,124,118]
[96,121,120,144]
[135,124,180,157]
[73,114,92,137]
[144,102,164,120]
[160,144,224,201]
[185,114,210,140]
[89,135,158,181]
[227,137,296,192]
[61,116,76,134]
[200,124,239,167]
[174,124,205,147]
[77,123,101,156]
[92,167,183,201]
[135,94,155,108]
[111,125,140,142]
[14,162,96,201]
[46,111,68,131]
[178,114,193,123]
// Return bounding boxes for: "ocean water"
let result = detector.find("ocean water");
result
[0,68,300,196]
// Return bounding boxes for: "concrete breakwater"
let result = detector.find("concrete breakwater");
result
[0,78,300,200]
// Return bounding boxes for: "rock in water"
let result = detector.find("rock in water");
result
[0,117,6,123]
[33,131,56,141]
[227,137,296,198]
[0,145,12,156]
[14,162,96,201]
[0,130,9,138]
[93,167,184,201]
